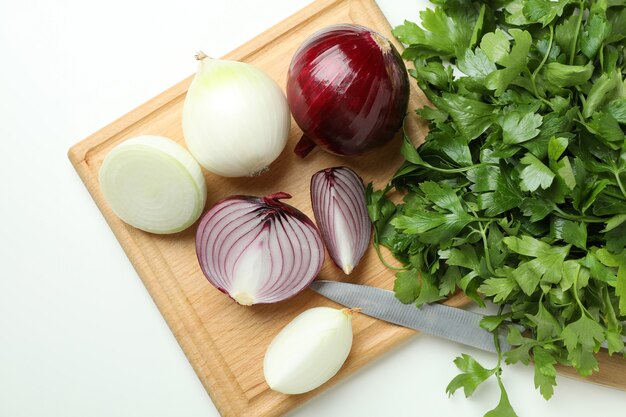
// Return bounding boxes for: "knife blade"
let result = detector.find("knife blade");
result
[309,280,511,354]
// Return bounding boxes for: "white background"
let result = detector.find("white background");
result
[1,0,625,416]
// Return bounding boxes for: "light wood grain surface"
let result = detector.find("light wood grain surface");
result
[67,0,626,416]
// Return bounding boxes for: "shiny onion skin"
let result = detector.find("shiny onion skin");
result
[287,24,410,157]
[310,167,372,275]
[195,192,324,306]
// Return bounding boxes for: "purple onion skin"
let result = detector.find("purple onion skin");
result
[195,192,324,305]
[288,24,410,157]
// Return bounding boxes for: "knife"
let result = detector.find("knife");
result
[309,280,512,354]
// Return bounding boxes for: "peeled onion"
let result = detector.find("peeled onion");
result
[183,53,291,177]
[195,192,324,305]
[99,135,207,234]
[287,24,410,157]
[311,167,372,274]
[264,307,355,394]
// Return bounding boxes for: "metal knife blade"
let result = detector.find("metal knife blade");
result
[309,280,511,353]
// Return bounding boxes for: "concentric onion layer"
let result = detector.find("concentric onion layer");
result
[196,193,324,305]
[310,167,372,274]
[99,135,207,234]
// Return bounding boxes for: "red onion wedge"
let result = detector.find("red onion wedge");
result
[287,24,409,157]
[311,167,372,275]
[196,192,324,305]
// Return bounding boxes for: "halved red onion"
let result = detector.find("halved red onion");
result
[311,167,372,275]
[287,24,409,157]
[196,192,324,305]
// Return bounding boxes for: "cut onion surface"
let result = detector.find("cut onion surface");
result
[311,167,372,274]
[99,135,207,234]
[196,193,324,305]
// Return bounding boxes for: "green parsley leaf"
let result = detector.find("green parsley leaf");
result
[606,98,626,124]
[588,111,624,148]
[480,29,510,63]
[548,136,569,163]
[439,266,461,296]
[499,112,543,145]
[479,276,519,303]
[520,197,555,222]
[526,302,562,341]
[605,222,626,253]
[480,314,512,332]
[476,163,524,216]
[431,93,494,140]
[419,181,465,214]
[532,346,557,400]
[484,29,532,96]
[606,330,625,355]
[458,47,496,81]
[414,271,444,307]
[555,13,580,59]
[544,62,593,88]
[520,153,555,191]
[446,354,495,397]
[393,6,473,59]
[394,268,420,304]
[484,379,519,417]
[562,315,605,376]
[414,61,453,89]
[583,70,620,118]
[523,0,575,27]
[581,9,611,59]
[504,236,571,294]
[561,220,587,249]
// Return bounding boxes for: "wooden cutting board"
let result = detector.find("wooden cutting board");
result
[68,0,626,415]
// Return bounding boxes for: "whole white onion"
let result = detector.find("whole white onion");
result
[183,53,291,177]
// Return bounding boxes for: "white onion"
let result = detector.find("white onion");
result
[183,54,291,177]
[99,135,207,234]
[264,307,356,394]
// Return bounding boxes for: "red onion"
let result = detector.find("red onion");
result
[196,192,324,305]
[311,167,372,275]
[287,24,410,157]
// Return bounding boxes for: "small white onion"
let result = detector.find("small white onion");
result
[183,54,291,177]
[264,307,356,394]
[99,135,207,234]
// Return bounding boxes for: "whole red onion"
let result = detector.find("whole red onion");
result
[287,24,409,157]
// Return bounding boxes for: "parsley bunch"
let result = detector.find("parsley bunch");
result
[367,0,626,414]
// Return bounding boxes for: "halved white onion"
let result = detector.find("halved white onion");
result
[264,307,355,395]
[99,135,207,234]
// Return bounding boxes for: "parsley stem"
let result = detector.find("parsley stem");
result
[572,269,591,317]
[614,171,626,200]
[478,222,497,276]
[529,25,554,106]
[535,25,554,77]
[552,207,606,223]
[373,240,409,272]
[418,162,488,174]
[569,1,585,65]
